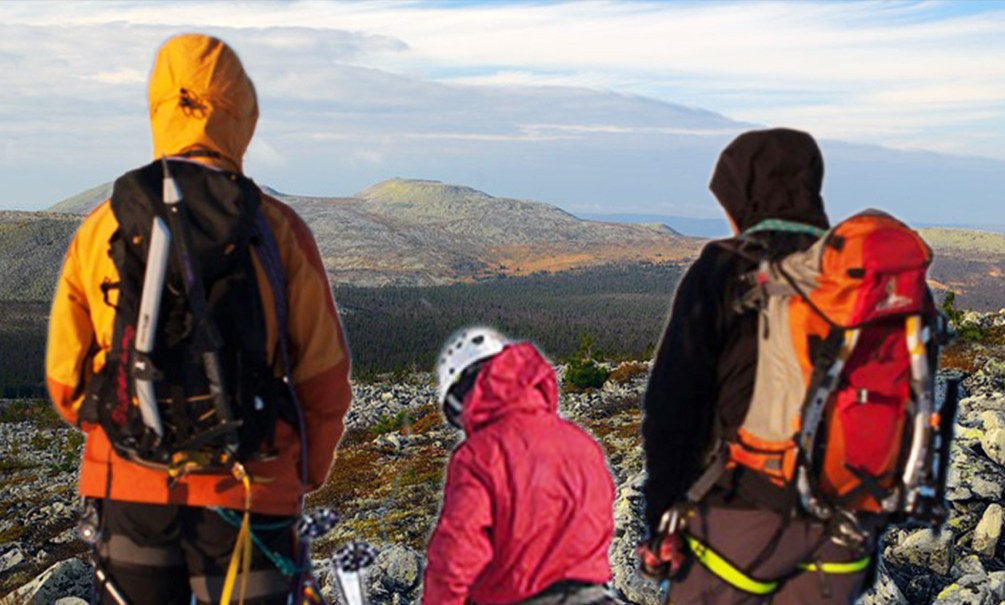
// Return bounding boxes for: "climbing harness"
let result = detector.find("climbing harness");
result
[683,534,872,597]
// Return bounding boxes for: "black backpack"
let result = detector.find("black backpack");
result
[80,159,296,477]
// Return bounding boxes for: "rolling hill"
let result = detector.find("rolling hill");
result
[918,228,1005,310]
[2,180,1003,310]
[0,178,702,299]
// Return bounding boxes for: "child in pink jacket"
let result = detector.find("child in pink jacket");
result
[423,328,616,605]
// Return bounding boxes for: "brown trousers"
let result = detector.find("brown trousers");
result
[668,507,879,605]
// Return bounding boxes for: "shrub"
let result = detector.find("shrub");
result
[565,359,611,391]
[609,361,649,384]
[942,291,987,343]
[372,410,414,435]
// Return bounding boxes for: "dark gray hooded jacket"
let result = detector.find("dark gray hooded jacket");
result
[642,128,830,533]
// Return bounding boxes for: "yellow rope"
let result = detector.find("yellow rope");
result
[220,463,254,605]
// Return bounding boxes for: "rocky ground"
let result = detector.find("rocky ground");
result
[4,311,1005,604]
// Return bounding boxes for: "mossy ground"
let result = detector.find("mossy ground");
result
[941,325,1005,373]
[307,404,451,554]
[0,403,89,596]
[306,386,646,564]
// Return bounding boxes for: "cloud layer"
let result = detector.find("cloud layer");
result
[0,1,1002,223]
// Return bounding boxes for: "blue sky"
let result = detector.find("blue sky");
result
[0,0,1003,223]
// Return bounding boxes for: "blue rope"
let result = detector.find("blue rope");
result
[214,508,306,576]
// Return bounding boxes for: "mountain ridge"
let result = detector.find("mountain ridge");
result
[5,178,1002,309]
[5,178,699,299]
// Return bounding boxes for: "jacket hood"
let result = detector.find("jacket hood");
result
[462,343,558,433]
[709,128,829,232]
[148,34,258,173]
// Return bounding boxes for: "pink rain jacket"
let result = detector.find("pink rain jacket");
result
[423,343,615,605]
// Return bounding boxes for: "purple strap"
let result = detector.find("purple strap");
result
[253,209,309,493]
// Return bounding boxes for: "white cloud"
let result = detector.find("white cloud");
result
[2,0,1003,160]
[0,0,1004,218]
[246,137,287,170]
[90,68,147,85]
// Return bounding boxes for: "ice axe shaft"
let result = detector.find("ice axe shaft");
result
[132,216,170,438]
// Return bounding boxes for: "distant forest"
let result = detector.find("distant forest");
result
[337,262,683,378]
[0,262,684,395]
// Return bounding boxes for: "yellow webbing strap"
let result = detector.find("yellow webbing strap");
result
[220,463,254,605]
[799,556,872,574]
[684,535,779,595]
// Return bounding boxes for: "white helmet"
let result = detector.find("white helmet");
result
[436,327,507,425]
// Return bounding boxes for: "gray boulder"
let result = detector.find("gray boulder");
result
[973,504,1003,559]
[0,545,25,573]
[374,544,423,594]
[947,444,1005,502]
[950,554,987,580]
[932,573,995,605]
[980,426,1005,468]
[857,564,908,605]
[888,527,955,576]
[608,472,664,605]
[10,557,92,605]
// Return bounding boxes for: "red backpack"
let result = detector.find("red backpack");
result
[710,210,953,529]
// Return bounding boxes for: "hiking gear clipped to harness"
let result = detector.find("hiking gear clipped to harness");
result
[718,210,953,526]
[333,541,379,605]
[637,508,689,582]
[436,327,507,427]
[80,158,296,476]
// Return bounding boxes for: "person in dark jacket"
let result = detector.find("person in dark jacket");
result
[424,327,616,605]
[638,129,881,604]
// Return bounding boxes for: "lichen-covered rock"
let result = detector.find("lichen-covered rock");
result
[858,564,908,605]
[951,553,987,580]
[947,444,1005,502]
[989,570,1005,599]
[888,527,956,576]
[374,544,423,594]
[0,544,25,573]
[608,472,663,605]
[10,557,92,605]
[981,427,1005,468]
[933,573,995,605]
[963,358,1005,398]
[973,504,1003,559]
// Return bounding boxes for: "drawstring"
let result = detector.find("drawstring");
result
[220,462,254,605]
[178,88,207,118]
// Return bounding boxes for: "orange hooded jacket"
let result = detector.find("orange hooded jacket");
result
[46,34,352,516]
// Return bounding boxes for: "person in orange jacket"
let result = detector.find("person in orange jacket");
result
[46,34,352,605]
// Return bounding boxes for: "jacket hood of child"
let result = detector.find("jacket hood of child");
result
[461,342,558,434]
[423,342,614,605]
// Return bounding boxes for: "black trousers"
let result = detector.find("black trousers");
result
[94,500,298,605]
